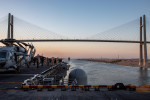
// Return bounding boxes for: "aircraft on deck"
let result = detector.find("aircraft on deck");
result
[0,39,36,71]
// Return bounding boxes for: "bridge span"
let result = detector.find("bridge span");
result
[16,39,150,43]
[0,13,149,69]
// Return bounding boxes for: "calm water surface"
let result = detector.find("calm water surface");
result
[64,59,150,85]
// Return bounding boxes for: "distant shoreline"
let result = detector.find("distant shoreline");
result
[80,58,150,67]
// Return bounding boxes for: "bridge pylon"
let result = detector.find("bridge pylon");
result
[7,13,14,39]
[139,15,148,69]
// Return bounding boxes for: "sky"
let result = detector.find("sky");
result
[0,0,150,58]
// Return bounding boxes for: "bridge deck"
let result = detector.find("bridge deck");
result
[1,39,150,43]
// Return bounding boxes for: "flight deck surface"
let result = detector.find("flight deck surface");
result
[0,63,150,100]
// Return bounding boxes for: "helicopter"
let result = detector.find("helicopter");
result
[0,39,36,71]
[0,13,36,71]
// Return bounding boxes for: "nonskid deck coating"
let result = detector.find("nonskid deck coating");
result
[0,89,150,100]
[0,64,50,89]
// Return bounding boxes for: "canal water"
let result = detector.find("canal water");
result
[64,59,150,86]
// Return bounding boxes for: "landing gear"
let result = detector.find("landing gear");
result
[16,66,21,73]
[26,62,30,68]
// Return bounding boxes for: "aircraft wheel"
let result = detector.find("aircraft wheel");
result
[16,66,21,73]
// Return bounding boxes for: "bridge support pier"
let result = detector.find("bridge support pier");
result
[7,13,11,39]
[11,15,13,39]
[139,17,143,68]
[143,15,148,69]
[7,13,14,39]
[139,15,148,69]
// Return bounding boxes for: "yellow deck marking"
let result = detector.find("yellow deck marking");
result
[22,85,29,88]
[51,85,57,88]
[38,85,43,88]
[79,85,84,88]
[136,87,150,92]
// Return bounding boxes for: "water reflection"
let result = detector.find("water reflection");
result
[138,68,149,85]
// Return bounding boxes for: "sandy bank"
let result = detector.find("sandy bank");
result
[81,59,150,67]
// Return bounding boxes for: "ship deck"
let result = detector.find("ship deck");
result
[0,64,150,100]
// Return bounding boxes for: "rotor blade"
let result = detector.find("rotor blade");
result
[16,41,26,49]
[21,42,29,46]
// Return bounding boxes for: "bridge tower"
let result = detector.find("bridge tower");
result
[7,13,14,39]
[139,15,148,69]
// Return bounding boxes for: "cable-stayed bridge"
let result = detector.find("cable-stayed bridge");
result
[0,13,150,68]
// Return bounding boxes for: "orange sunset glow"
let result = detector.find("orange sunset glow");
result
[31,42,145,58]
